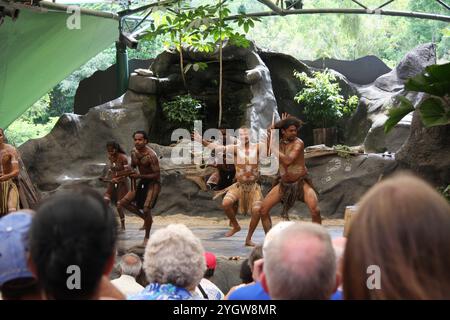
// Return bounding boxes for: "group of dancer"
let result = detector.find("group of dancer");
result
[102,114,321,246]
[0,114,321,247]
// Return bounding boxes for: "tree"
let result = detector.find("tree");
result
[143,0,259,126]
[294,69,359,128]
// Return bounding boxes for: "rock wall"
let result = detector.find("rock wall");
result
[345,43,437,153]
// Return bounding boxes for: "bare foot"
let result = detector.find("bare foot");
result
[225,225,241,237]
[245,240,256,247]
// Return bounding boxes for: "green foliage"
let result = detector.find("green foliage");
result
[437,185,450,203]
[384,96,415,133]
[333,144,352,158]
[162,94,203,130]
[385,63,450,133]
[5,117,58,147]
[22,94,52,125]
[5,93,58,146]
[143,0,259,67]
[294,69,359,128]
[244,0,449,66]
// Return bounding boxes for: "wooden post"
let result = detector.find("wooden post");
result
[343,205,358,237]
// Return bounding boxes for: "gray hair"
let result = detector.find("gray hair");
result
[120,253,142,278]
[143,224,205,290]
[263,222,336,300]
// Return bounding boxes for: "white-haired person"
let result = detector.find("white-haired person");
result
[261,222,337,300]
[111,253,144,297]
[227,222,294,300]
[129,224,206,300]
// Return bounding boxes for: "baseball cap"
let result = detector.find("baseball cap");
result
[0,211,34,286]
[204,252,217,270]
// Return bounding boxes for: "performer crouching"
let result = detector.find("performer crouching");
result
[260,116,321,233]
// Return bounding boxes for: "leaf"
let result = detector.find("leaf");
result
[443,27,450,37]
[405,63,450,97]
[184,63,192,74]
[192,63,200,72]
[384,98,415,133]
[243,23,249,33]
[419,97,450,127]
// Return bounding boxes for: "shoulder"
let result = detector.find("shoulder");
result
[228,283,257,299]
[146,147,158,158]
[295,138,304,148]
[5,144,18,153]
[3,145,19,158]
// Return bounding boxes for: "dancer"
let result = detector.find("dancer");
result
[0,128,20,216]
[118,131,160,245]
[194,127,264,247]
[260,116,321,234]
[100,141,130,230]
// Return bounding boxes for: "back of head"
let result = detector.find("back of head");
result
[143,224,205,290]
[120,253,142,279]
[248,245,263,272]
[263,221,294,257]
[30,189,117,300]
[264,222,336,300]
[343,173,450,300]
[239,259,253,284]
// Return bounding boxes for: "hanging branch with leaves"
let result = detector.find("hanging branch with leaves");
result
[142,0,260,125]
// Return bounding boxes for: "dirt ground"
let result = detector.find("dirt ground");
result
[123,213,345,227]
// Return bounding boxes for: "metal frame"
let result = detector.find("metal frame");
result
[254,0,450,23]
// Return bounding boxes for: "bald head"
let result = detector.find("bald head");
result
[263,223,336,300]
[119,253,142,278]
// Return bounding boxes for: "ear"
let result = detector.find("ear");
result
[103,252,116,276]
[333,273,340,294]
[260,271,270,295]
[252,259,264,282]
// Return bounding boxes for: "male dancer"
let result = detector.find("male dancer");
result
[260,116,321,233]
[118,131,160,245]
[0,128,20,216]
[194,127,264,246]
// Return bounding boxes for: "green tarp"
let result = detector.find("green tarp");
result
[0,7,118,128]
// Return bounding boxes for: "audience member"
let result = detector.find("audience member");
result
[111,253,144,297]
[261,222,337,299]
[227,245,270,300]
[192,252,224,300]
[0,211,41,300]
[343,174,450,299]
[130,224,205,300]
[29,189,121,300]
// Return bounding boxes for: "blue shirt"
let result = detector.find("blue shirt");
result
[228,282,271,300]
[330,290,343,300]
[129,283,194,300]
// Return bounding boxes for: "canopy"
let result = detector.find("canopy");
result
[0,3,118,128]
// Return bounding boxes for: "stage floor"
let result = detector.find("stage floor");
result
[117,215,344,257]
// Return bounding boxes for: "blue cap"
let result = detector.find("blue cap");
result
[0,211,34,286]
